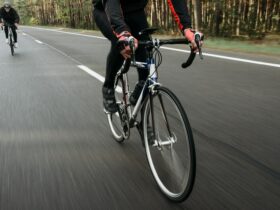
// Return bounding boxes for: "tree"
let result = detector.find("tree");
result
[9,0,279,38]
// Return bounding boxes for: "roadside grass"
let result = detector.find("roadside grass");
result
[26,25,280,57]
[204,35,280,56]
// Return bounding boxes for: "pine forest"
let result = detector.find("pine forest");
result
[3,0,280,38]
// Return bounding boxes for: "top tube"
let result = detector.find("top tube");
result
[138,38,189,48]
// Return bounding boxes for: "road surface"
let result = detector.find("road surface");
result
[0,26,279,210]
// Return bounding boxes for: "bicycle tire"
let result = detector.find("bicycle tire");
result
[143,86,196,202]
[9,34,14,56]
[107,75,129,142]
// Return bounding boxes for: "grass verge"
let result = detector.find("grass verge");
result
[25,25,280,57]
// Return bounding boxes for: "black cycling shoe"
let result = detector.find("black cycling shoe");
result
[129,80,146,105]
[102,87,118,113]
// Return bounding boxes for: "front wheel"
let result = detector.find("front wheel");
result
[9,34,14,56]
[143,86,196,202]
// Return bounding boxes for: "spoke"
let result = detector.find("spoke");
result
[144,87,195,201]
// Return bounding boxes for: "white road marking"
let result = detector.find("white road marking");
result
[203,52,280,68]
[35,40,43,44]
[25,26,106,40]
[162,47,280,68]
[77,65,122,93]
[22,27,280,92]
[23,26,280,68]
[77,65,105,83]
[23,30,119,92]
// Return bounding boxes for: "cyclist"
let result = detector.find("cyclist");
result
[0,1,20,48]
[93,0,203,113]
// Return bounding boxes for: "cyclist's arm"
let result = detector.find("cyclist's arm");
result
[167,0,192,32]
[102,0,130,35]
[12,8,20,23]
[0,8,4,24]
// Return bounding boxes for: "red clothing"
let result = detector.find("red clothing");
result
[93,0,192,35]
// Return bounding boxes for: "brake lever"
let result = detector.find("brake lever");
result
[195,32,203,60]
[181,33,203,69]
[128,36,136,64]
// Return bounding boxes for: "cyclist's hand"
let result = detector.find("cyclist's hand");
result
[184,28,203,53]
[0,23,3,28]
[117,31,138,59]
[15,23,19,29]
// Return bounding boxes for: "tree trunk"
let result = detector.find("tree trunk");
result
[236,0,242,35]
[192,0,202,30]
[214,0,222,36]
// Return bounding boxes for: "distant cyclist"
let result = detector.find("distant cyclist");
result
[93,0,203,113]
[0,1,20,48]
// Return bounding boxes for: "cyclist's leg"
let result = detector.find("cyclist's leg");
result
[11,25,17,43]
[125,10,149,81]
[4,25,8,39]
[104,45,124,88]
[93,8,124,112]
[125,10,149,105]
[93,9,124,87]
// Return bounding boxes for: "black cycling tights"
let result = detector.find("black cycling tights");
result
[93,8,149,89]
[4,25,17,42]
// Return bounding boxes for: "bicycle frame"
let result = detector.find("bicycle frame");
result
[106,31,202,201]
[116,55,160,131]
[114,35,202,136]
[5,24,15,55]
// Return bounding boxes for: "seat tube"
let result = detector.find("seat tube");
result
[124,74,132,118]
[148,58,157,83]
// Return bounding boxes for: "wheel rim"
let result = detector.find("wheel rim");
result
[107,75,130,142]
[10,35,14,55]
[144,90,194,200]
[108,111,124,141]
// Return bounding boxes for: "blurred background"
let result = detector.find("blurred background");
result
[0,0,279,209]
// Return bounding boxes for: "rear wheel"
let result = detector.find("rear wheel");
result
[143,86,196,202]
[9,33,14,56]
[107,75,130,142]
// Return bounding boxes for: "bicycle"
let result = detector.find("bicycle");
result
[5,23,16,56]
[105,28,203,202]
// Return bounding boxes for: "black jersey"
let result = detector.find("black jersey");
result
[93,0,148,12]
[93,0,192,35]
[0,7,20,24]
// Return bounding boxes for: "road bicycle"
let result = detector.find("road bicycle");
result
[105,28,203,202]
[5,23,16,56]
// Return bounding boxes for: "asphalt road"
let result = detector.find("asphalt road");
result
[0,26,279,210]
